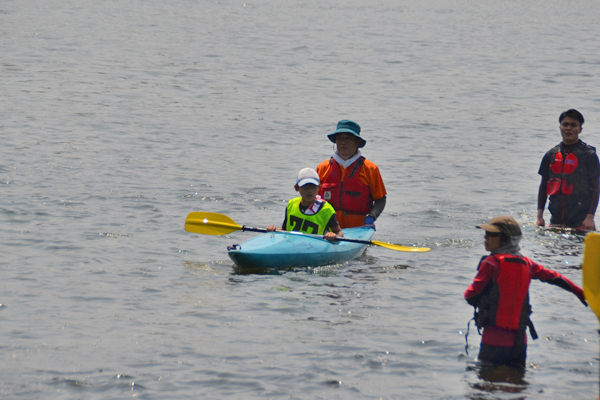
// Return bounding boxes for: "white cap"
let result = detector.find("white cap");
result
[296,168,320,187]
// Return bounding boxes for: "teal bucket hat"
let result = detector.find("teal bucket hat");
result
[328,120,366,148]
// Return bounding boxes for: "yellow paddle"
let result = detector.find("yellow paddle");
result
[184,212,430,253]
[582,232,600,399]
[583,233,600,321]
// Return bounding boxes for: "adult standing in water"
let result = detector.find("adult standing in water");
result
[536,109,600,230]
[465,216,587,369]
[316,120,387,229]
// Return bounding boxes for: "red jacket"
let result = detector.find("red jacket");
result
[465,254,584,346]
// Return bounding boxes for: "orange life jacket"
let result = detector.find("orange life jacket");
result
[319,157,373,215]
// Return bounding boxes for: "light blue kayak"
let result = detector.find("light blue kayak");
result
[228,227,375,269]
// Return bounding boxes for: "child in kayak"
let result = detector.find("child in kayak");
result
[267,168,343,241]
[464,216,587,369]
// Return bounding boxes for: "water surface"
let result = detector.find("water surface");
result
[2,0,600,398]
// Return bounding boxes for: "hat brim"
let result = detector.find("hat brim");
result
[476,224,501,233]
[297,178,320,187]
[327,130,366,148]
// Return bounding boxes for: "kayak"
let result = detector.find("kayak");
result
[227,226,375,270]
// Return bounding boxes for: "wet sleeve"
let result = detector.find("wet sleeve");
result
[537,177,548,210]
[370,196,386,219]
[537,152,551,210]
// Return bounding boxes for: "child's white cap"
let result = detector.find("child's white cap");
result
[296,168,320,187]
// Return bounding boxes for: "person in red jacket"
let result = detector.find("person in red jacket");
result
[464,216,587,369]
[316,120,387,229]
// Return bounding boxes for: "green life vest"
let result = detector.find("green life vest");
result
[285,197,336,235]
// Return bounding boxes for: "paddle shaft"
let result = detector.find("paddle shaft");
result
[184,212,430,252]
[242,226,269,234]
[242,225,370,244]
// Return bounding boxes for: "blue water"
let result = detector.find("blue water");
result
[2,0,600,398]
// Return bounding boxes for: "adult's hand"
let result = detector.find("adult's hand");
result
[574,286,588,307]
[582,214,596,231]
[536,209,545,227]
[266,225,277,232]
[364,215,376,230]
[535,217,545,227]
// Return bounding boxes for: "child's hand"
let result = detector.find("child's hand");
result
[266,225,277,232]
[324,232,339,241]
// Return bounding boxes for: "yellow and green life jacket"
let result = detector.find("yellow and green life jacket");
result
[285,197,336,235]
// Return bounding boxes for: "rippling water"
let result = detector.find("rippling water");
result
[2,0,600,399]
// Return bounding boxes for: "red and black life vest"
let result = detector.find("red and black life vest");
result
[547,151,579,196]
[319,157,373,215]
[474,255,537,340]
[546,143,595,197]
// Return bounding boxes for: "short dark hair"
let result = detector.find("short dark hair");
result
[559,109,584,126]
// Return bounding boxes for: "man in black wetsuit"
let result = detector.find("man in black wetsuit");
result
[536,109,600,230]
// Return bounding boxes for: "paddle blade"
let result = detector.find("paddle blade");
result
[185,212,243,236]
[370,240,430,252]
[582,232,600,321]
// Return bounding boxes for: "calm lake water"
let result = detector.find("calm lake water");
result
[2,0,600,399]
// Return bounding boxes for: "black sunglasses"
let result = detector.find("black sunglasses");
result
[485,232,501,237]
